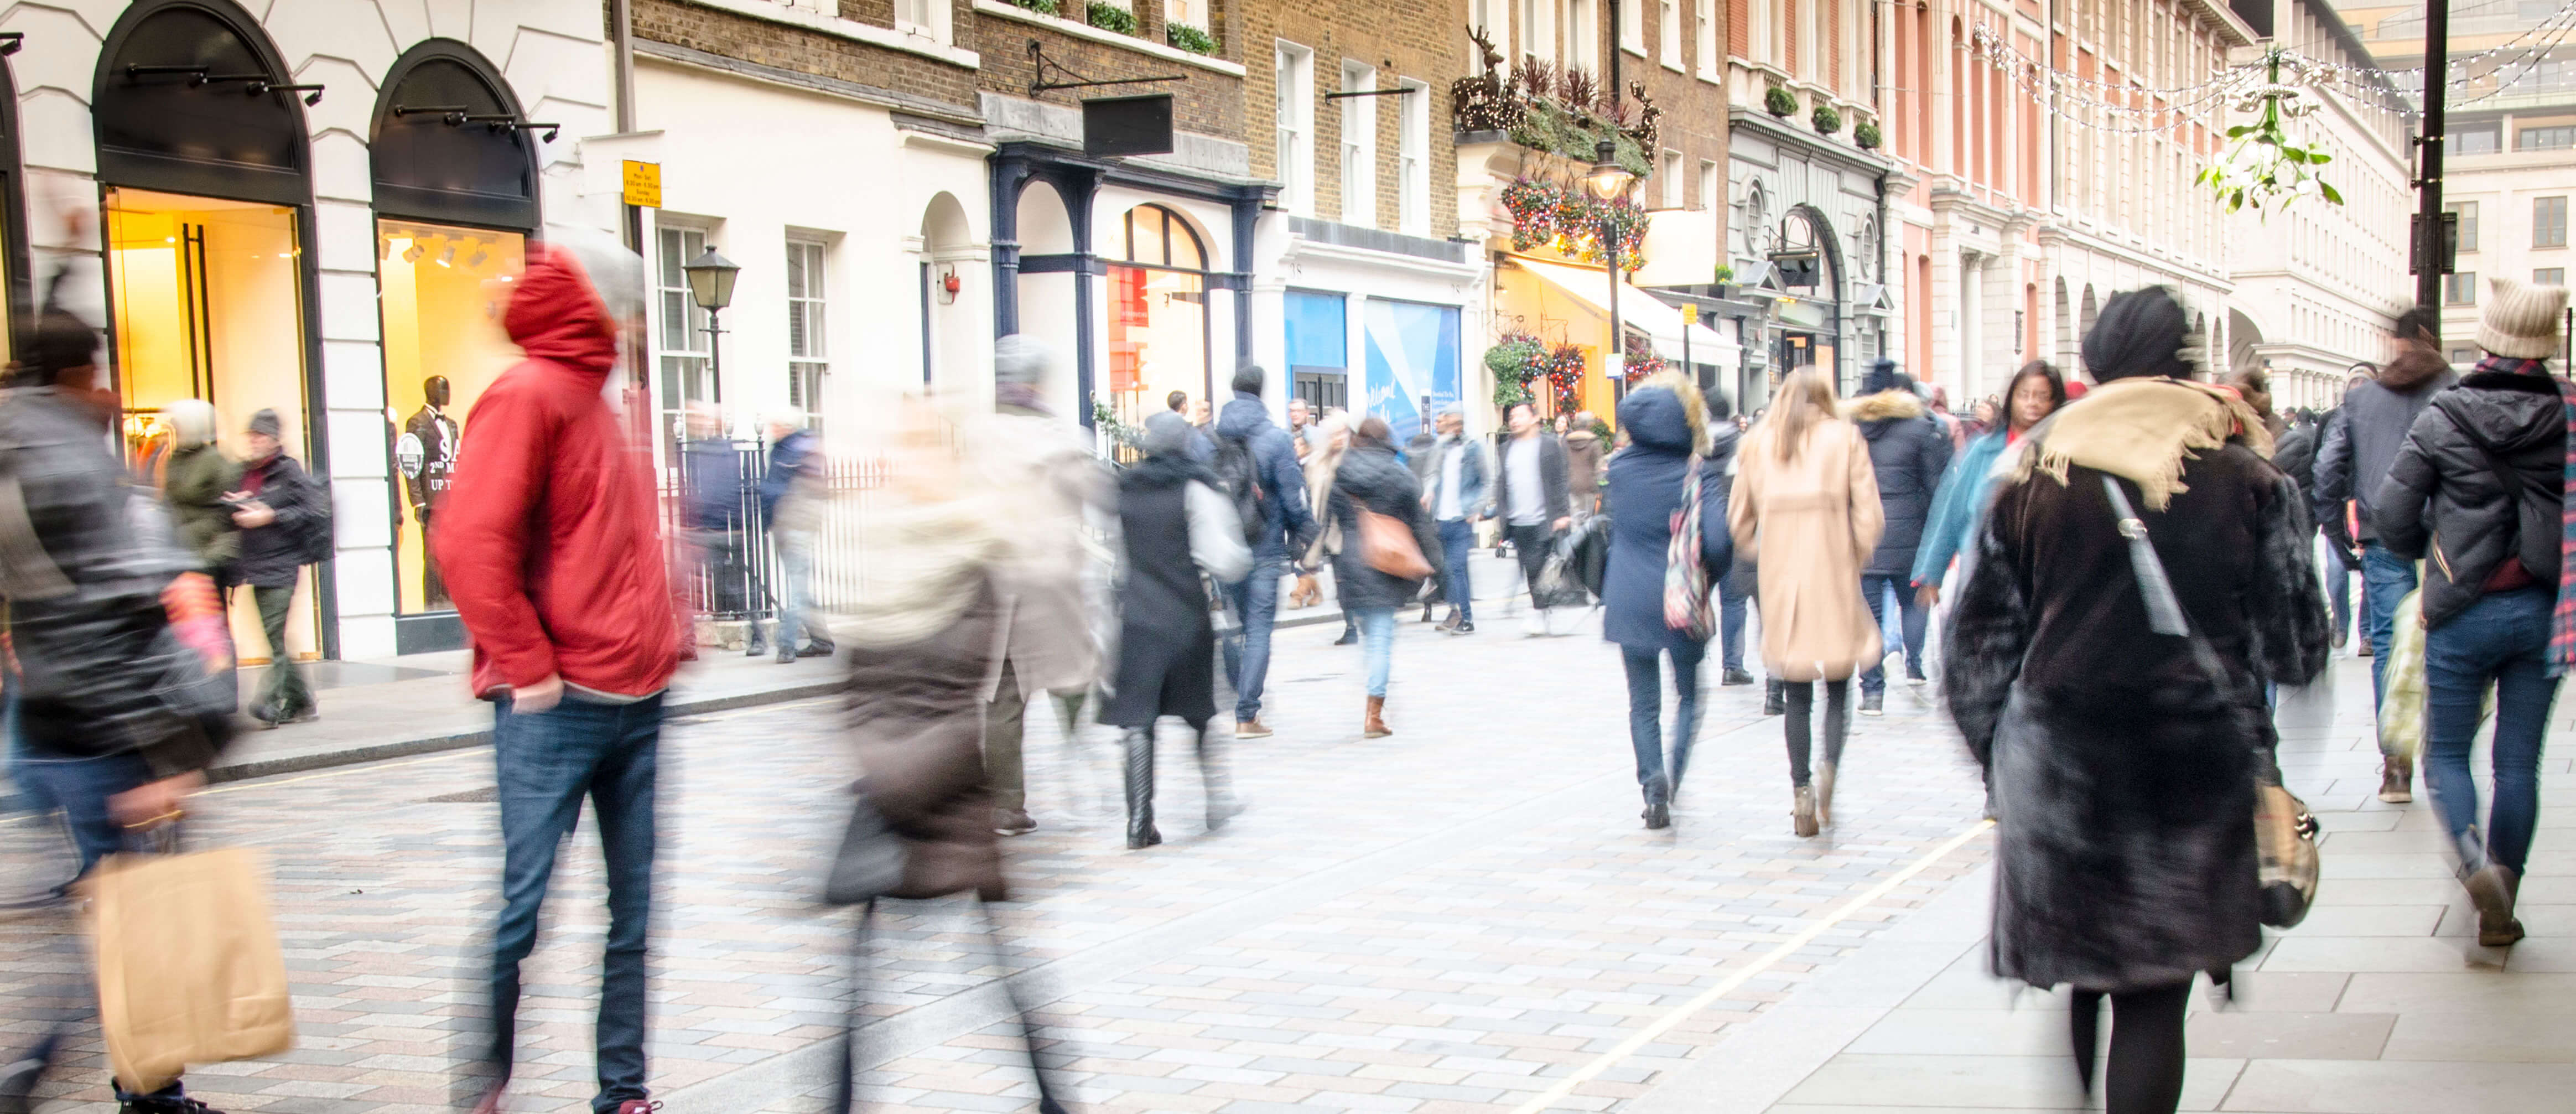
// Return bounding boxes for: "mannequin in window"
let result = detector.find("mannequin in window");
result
[399,375,461,608]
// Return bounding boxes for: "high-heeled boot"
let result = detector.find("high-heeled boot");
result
[1121,729,1161,849]
[1763,678,1786,716]
[1814,762,1836,827]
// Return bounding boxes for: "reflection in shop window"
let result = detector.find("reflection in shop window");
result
[378,220,524,615]
[1106,205,1211,439]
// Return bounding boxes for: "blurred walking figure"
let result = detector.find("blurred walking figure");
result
[1602,374,1730,830]
[438,231,679,1114]
[2315,306,2454,798]
[679,402,756,647]
[1491,402,1571,634]
[1565,410,1604,518]
[159,400,242,576]
[1291,412,1349,612]
[1213,365,1315,740]
[1420,406,1490,634]
[759,410,835,663]
[227,408,322,728]
[1912,361,2066,608]
[1330,417,1435,738]
[0,312,238,1114]
[2374,277,2572,948]
[1707,393,1756,687]
[1847,359,1952,713]
[1105,412,1250,848]
[1945,287,2326,1114]
[977,336,1106,838]
[1731,367,1882,836]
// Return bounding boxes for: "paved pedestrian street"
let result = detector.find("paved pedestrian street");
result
[4,607,2569,1114]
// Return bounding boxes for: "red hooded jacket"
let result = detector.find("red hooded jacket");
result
[437,243,678,700]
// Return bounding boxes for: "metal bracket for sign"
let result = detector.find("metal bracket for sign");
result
[0,33,21,56]
[1323,87,1421,100]
[393,105,558,142]
[127,64,323,103]
[1027,40,1183,97]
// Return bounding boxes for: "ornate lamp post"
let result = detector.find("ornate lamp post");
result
[682,245,741,400]
[1587,139,1636,392]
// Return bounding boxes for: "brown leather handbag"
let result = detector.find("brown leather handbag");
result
[1356,505,1431,579]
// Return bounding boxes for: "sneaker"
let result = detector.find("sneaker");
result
[993,808,1037,837]
[1525,612,1549,637]
[1452,619,1475,634]
[1235,719,1273,739]
[2377,760,2413,804]
[777,642,796,664]
[1860,692,1884,717]
[1906,675,1929,688]
[2357,641,2374,658]
[280,705,320,726]
[1720,667,1754,686]
[797,641,836,658]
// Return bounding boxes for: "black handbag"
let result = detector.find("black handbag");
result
[820,785,904,906]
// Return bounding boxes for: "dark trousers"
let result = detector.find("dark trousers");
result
[2069,981,2191,1114]
[1858,573,1927,694]
[1783,680,1849,787]
[252,583,312,716]
[1505,522,1552,607]
[984,662,1085,815]
[2423,587,2562,874]
[1718,563,1752,673]
[1437,519,1476,619]
[1621,644,1704,801]
[481,693,663,1113]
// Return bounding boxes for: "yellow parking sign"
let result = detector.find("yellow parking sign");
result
[622,160,662,208]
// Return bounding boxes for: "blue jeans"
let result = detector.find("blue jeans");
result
[484,692,663,1113]
[2423,588,2561,875]
[1718,564,1751,673]
[1859,573,1928,696]
[1352,606,1396,697]
[773,528,827,650]
[1437,519,1476,619]
[1221,557,1285,722]
[2361,542,2419,704]
[1622,643,1705,799]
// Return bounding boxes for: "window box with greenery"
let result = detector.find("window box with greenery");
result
[1811,104,1841,134]
[1010,0,1060,13]
[1167,22,1218,54]
[1853,119,1882,149]
[1764,85,1796,117]
[1086,0,1137,35]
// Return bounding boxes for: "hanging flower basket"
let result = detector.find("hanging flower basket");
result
[1486,333,1546,409]
[1500,177,1648,273]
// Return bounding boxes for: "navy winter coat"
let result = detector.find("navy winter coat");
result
[1601,387,1731,652]
[1216,393,1317,562]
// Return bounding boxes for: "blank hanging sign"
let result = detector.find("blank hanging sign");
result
[1084,94,1175,158]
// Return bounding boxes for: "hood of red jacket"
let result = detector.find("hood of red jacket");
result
[504,242,620,383]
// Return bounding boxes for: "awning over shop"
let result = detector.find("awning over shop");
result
[1509,257,1737,369]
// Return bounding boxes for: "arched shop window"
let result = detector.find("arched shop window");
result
[1105,204,1213,433]
[370,39,539,649]
[0,48,31,359]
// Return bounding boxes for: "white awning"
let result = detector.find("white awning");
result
[1510,256,1736,367]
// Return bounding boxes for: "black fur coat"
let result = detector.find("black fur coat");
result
[1944,440,2328,993]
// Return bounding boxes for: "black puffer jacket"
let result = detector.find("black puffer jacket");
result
[1328,443,1435,610]
[0,387,231,775]
[2376,370,2568,630]
[235,452,321,588]
[1846,390,1954,576]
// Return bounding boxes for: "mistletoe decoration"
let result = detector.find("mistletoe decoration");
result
[2197,48,2343,217]
[1500,177,1647,272]
[1485,333,1546,408]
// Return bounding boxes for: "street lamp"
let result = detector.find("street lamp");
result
[683,245,741,401]
[1588,138,1636,394]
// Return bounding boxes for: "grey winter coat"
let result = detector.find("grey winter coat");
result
[1847,390,1953,577]
[2375,369,2568,629]
[1328,444,1435,610]
[2315,353,2456,540]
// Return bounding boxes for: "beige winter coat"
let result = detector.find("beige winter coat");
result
[1729,418,1886,681]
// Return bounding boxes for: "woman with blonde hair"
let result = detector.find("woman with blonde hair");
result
[1730,366,1883,835]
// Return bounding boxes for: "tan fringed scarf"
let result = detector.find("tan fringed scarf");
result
[2009,377,2273,510]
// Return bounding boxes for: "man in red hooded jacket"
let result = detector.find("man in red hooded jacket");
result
[436,228,677,1114]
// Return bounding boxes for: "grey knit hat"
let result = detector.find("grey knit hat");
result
[246,408,284,438]
[2479,275,2569,360]
[1141,410,1194,457]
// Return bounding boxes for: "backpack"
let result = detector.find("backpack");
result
[1209,432,1267,547]
[293,467,336,566]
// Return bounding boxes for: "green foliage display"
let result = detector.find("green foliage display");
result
[1487,335,1546,410]
[1764,86,1798,117]
[1504,97,1651,179]
[1011,0,1059,13]
[2196,49,2345,218]
[1811,105,1842,134]
[1853,120,1883,149]
[1085,1,1138,35]
[1166,22,1218,54]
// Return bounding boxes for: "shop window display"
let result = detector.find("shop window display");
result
[103,185,314,662]
[1105,205,1211,432]
[378,220,524,615]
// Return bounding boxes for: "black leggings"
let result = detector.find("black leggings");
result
[1782,680,1848,787]
[2070,981,2191,1114]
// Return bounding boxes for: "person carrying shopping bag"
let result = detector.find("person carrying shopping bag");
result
[1601,373,1731,830]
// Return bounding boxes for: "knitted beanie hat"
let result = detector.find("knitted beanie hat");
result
[2479,275,2569,360]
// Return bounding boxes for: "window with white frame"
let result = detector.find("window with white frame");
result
[1698,159,1720,213]
[1751,0,1774,67]
[1520,0,1553,65]
[1798,0,1819,80]
[1167,0,1208,29]
[655,225,714,452]
[1622,0,1644,54]
[1276,42,1316,216]
[891,0,947,43]
[1341,62,1377,227]
[1659,0,1680,68]
[1471,0,1510,70]
[1400,80,1430,235]
[786,237,828,436]
[1564,0,1595,74]
[1660,149,1684,208]
[1695,0,1717,79]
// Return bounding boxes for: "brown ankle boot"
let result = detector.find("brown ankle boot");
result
[1363,696,1391,738]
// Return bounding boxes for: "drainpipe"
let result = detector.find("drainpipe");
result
[612,0,640,252]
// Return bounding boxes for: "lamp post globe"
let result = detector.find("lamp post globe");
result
[682,246,741,311]
[1585,138,1633,201]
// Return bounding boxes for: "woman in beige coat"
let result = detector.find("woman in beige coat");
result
[1730,367,1885,836]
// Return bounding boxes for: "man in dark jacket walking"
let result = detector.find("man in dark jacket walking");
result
[228,408,323,727]
[1212,365,1315,739]
[1420,406,1490,633]
[1490,402,1571,635]
[756,411,832,662]
[2317,307,2456,714]
[1848,360,1951,714]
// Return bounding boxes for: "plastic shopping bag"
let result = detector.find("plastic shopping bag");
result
[2378,588,2428,765]
[86,848,297,1094]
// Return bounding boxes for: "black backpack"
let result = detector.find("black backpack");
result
[1209,432,1267,546]
[293,466,335,566]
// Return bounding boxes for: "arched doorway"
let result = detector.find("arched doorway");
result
[920,191,974,391]
[1104,203,1213,433]
[1775,205,1843,390]
[94,0,329,658]
[370,38,539,651]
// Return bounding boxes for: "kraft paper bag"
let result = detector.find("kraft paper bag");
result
[85,848,297,1094]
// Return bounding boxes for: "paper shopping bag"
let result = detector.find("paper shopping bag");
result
[85,848,297,1094]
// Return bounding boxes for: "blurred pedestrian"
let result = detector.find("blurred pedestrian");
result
[1602,374,1730,830]
[1731,367,1882,836]
[227,408,321,728]
[1913,361,2065,608]
[1565,409,1604,518]
[1291,412,1348,612]
[439,230,679,1114]
[1213,365,1315,740]
[1490,402,1572,635]
[680,402,756,649]
[1708,392,1756,687]
[1330,417,1434,738]
[2374,277,2572,947]
[758,410,835,663]
[1420,406,1490,634]
[1104,411,1250,848]
[2229,364,2288,441]
[1287,396,1318,460]
[1945,286,2326,1114]
[1848,359,1952,713]
[158,398,242,577]
[0,310,237,1114]
[976,336,1107,838]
